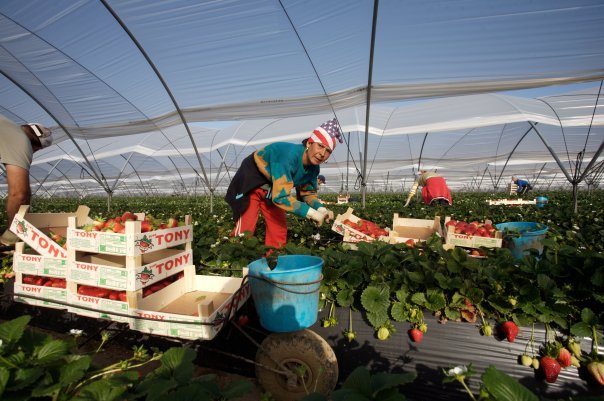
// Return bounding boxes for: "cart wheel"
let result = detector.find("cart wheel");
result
[255,329,338,401]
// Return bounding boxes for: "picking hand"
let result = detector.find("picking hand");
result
[317,207,334,224]
[307,208,327,227]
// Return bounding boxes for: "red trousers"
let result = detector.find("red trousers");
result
[230,187,287,248]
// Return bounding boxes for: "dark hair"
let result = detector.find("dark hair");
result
[301,138,309,146]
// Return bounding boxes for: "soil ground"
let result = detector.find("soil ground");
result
[0,294,267,401]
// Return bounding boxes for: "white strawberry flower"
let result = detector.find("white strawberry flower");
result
[69,329,84,337]
[312,233,321,241]
[210,244,216,248]
[446,365,468,377]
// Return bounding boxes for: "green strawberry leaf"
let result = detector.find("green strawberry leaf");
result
[482,365,538,401]
[361,285,390,313]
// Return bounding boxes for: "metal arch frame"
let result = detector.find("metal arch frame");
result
[100,0,211,195]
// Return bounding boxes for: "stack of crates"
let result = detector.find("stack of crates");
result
[11,205,90,310]
[65,213,194,323]
[10,205,251,341]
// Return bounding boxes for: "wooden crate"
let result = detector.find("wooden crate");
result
[331,207,389,243]
[68,248,192,291]
[129,266,250,340]
[67,215,193,256]
[10,205,90,259]
[443,217,503,249]
[13,242,68,278]
[13,272,68,310]
[487,198,537,206]
[385,215,442,244]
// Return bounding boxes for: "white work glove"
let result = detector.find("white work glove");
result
[404,196,411,207]
[307,208,327,227]
[317,207,334,224]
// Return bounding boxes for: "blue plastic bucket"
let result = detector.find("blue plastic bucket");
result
[536,196,549,208]
[248,255,323,332]
[495,222,549,260]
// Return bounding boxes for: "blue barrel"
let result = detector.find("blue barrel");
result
[536,196,549,208]
[248,255,323,332]
[495,222,549,260]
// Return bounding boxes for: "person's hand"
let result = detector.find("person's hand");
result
[317,207,334,224]
[306,208,327,227]
[404,197,411,207]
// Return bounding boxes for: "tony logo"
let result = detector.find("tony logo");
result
[136,267,155,285]
[14,220,27,236]
[134,235,154,253]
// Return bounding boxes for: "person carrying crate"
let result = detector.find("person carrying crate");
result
[225,118,341,248]
[0,115,53,247]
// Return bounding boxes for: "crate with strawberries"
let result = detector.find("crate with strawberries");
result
[13,271,68,310]
[68,247,193,291]
[67,272,185,322]
[443,217,503,249]
[67,211,193,256]
[332,208,390,243]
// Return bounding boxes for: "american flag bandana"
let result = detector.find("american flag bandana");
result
[309,118,343,151]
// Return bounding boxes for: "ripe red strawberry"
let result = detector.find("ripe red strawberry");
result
[167,217,179,228]
[541,356,561,383]
[408,328,424,343]
[121,211,136,221]
[500,321,519,342]
[140,220,152,233]
[587,361,604,386]
[557,348,572,368]
[112,222,125,234]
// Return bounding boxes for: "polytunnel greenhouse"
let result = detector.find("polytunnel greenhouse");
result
[1,1,604,401]
[1,0,602,199]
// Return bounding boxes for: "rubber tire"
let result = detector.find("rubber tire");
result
[255,329,338,401]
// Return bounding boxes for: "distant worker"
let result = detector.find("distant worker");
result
[225,118,342,249]
[511,176,532,196]
[317,174,326,187]
[0,115,53,246]
[404,170,452,207]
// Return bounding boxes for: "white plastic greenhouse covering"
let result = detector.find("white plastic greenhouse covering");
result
[1,0,603,198]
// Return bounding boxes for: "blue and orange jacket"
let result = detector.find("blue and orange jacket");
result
[225,142,323,221]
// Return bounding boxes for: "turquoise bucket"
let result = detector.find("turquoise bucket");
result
[536,196,549,208]
[495,222,549,260]
[248,255,323,332]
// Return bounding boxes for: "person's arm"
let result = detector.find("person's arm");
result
[5,164,31,225]
[404,180,420,207]
[297,181,322,210]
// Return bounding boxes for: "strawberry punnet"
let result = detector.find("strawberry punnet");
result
[500,321,519,342]
[540,356,561,383]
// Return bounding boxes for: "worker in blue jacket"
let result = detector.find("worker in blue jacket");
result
[512,176,532,195]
